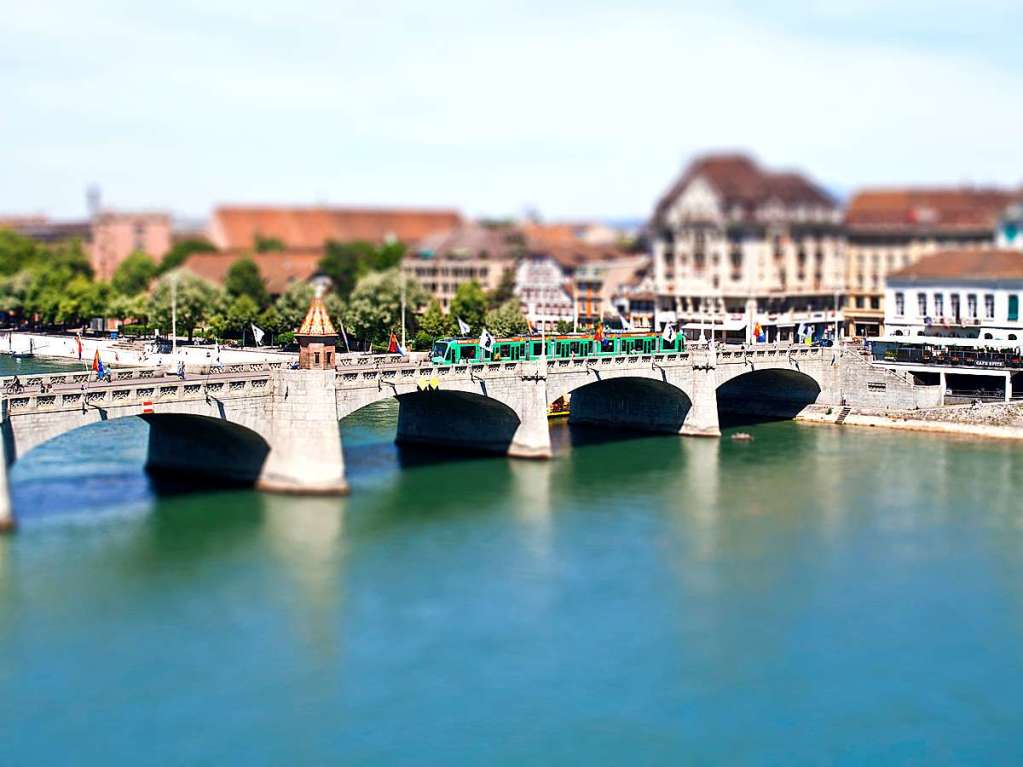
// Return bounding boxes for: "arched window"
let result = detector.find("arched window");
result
[894,330,904,336]
[1009,334,1018,341]
[983,333,993,340]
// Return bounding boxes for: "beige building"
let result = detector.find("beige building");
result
[844,188,1016,337]
[650,153,844,343]
[403,224,519,312]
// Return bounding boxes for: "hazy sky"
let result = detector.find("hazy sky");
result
[3,1,1021,221]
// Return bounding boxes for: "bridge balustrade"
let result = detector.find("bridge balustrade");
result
[2,376,272,413]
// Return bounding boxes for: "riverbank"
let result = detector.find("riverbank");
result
[2,331,296,369]
[797,402,1023,441]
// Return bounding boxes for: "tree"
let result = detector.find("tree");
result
[449,281,487,333]
[0,229,45,275]
[148,270,223,341]
[225,257,269,308]
[370,241,406,272]
[484,299,529,337]
[108,291,149,324]
[111,251,158,296]
[487,267,516,309]
[413,298,455,350]
[227,294,260,340]
[22,242,95,326]
[254,234,285,253]
[319,241,368,299]
[556,320,573,334]
[256,304,282,336]
[343,268,425,349]
[274,282,315,333]
[159,238,216,274]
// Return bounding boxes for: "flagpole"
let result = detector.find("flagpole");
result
[400,271,407,351]
[171,272,178,359]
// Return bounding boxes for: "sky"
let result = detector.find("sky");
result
[2,0,1021,222]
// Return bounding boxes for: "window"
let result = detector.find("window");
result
[894,292,905,316]
[934,294,944,317]
[984,294,995,319]
[325,351,332,365]
[968,294,978,318]
[1010,295,1020,322]
[313,352,320,364]
[917,293,927,317]
[951,294,960,320]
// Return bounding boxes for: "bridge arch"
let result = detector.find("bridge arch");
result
[562,376,694,434]
[716,367,823,422]
[5,411,273,489]
[395,389,523,454]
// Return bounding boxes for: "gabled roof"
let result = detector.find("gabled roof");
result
[888,249,1023,283]
[210,206,462,250]
[652,153,835,224]
[298,295,337,337]
[846,188,1015,233]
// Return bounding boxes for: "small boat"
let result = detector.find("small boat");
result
[731,432,754,442]
[547,394,570,420]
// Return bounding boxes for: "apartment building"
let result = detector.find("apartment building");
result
[845,188,1015,337]
[650,153,844,343]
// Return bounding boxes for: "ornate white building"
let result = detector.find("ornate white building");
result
[649,154,844,343]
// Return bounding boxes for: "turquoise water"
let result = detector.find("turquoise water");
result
[3,359,1023,764]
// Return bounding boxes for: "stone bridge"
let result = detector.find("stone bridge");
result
[0,345,940,530]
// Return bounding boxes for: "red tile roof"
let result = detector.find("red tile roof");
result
[888,249,1023,282]
[184,249,322,295]
[653,153,835,223]
[845,188,1015,233]
[210,206,462,250]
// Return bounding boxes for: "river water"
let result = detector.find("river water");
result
[2,358,1023,764]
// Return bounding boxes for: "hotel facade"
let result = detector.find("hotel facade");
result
[647,154,845,343]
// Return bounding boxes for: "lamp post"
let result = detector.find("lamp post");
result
[171,271,178,358]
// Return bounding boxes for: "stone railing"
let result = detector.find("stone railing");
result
[4,375,272,414]
[0,366,167,388]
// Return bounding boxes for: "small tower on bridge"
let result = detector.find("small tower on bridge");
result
[296,289,339,369]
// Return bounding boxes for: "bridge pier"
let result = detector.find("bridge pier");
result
[257,369,349,495]
[679,350,721,437]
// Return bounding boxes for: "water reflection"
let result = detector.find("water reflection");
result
[262,494,347,660]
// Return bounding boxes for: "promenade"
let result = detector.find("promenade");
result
[3,331,295,368]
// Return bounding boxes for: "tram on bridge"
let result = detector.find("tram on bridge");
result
[430,330,686,366]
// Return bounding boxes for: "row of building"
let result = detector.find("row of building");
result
[4,154,1023,341]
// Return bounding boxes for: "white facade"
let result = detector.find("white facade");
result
[651,160,845,343]
[514,255,573,330]
[884,281,1023,341]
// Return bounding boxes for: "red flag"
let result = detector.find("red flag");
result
[91,349,100,372]
[387,333,398,353]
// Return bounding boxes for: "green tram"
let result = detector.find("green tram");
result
[430,331,686,365]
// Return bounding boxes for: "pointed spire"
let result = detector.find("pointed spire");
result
[297,293,337,337]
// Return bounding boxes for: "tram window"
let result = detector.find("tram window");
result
[460,346,476,361]
[1010,295,1020,322]
[532,342,543,356]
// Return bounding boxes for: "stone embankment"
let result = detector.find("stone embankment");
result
[798,402,1023,441]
